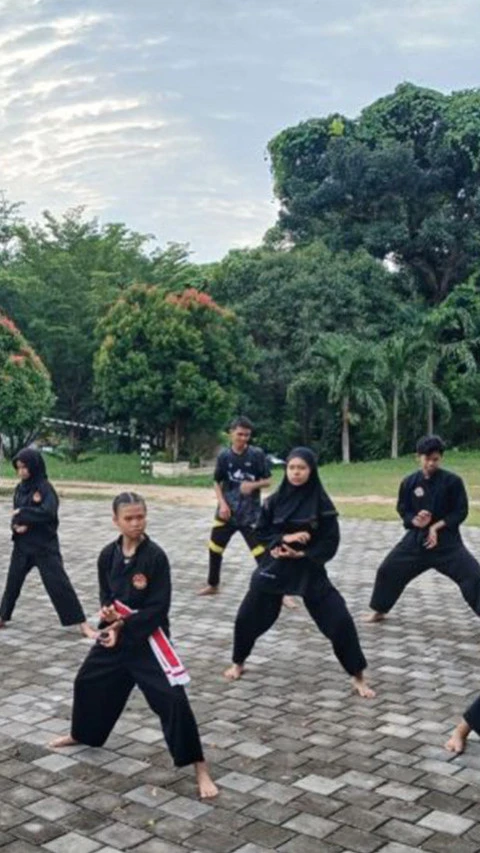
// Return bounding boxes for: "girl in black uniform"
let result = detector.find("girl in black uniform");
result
[0,448,94,637]
[51,492,218,799]
[224,448,375,698]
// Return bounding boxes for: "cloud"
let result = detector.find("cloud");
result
[0,0,479,261]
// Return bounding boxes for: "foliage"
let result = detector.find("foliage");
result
[0,208,199,422]
[268,82,480,305]
[94,285,255,458]
[0,312,54,454]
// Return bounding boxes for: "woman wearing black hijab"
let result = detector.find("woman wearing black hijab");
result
[0,448,94,636]
[224,448,374,698]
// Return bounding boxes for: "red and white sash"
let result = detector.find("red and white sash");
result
[114,600,190,687]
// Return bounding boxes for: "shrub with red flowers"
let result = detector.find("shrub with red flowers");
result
[94,285,255,459]
[0,313,54,454]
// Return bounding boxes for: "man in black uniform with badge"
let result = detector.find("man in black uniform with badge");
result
[365,434,480,623]
[199,416,296,606]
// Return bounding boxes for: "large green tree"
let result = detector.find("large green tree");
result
[94,286,254,459]
[268,83,480,305]
[209,240,407,453]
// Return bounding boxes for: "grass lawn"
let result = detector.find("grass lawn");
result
[3,449,480,525]
[0,453,213,487]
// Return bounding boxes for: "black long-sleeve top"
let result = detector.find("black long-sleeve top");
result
[12,480,59,550]
[251,497,340,595]
[397,468,468,550]
[98,535,171,647]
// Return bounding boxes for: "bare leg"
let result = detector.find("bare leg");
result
[198,585,219,596]
[224,663,244,681]
[352,672,376,699]
[195,761,218,798]
[49,734,78,748]
[282,595,298,609]
[363,610,386,624]
[445,719,471,754]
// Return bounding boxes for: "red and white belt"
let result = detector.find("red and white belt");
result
[114,600,190,687]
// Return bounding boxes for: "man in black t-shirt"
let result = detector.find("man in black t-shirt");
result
[198,417,272,596]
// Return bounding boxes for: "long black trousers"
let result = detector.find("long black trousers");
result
[208,520,264,586]
[0,544,85,625]
[369,539,480,616]
[233,578,367,676]
[71,642,204,767]
[464,696,480,735]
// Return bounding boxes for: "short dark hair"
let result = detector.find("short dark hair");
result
[112,491,147,516]
[229,416,254,432]
[416,434,446,456]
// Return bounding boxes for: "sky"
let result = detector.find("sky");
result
[0,0,479,263]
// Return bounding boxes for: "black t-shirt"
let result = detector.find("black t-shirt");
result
[214,445,271,527]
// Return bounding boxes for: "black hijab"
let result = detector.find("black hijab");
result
[13,448,48,496]
[272,447,336,525]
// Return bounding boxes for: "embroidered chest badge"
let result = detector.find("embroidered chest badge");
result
[414,486,425,497]
[132,573,148,590]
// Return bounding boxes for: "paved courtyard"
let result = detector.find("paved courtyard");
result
[1,498,480,852]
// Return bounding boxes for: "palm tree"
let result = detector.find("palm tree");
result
[314,334,386,463]
[378,335,427,458]
[413,304,477,434]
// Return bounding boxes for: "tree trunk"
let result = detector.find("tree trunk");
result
[427,397,434,434]
[341,396,350,463]
[173,420,181,463]
[391,387,399,459]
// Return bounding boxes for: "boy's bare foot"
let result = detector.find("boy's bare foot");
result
[282,596,298,609]
[224,663,244,682]
[195,761,218,798]
[49,734,78,748]
[363,611,386,624]
[80,622,97,639]
[198,585,219,596]
[445,721,471,754]
[352,674,376,699]
[0,619,7,629]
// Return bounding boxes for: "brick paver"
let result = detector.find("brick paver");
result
[1,498,480,850]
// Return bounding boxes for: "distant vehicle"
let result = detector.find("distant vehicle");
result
[266,453,285,467]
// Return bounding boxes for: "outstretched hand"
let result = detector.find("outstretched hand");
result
[99,605,122,623]
[271,543,305,559]
[283,531,311,545]
[424,527,438,550]
[98,621,123,648]
[412,510,432,529]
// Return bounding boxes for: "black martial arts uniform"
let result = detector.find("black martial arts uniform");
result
[207,444,271,587]
[70,535,204,767]
[369,468,480,616]
[462,695,480,736]
[0,449,85,626]
[231,448,368,676]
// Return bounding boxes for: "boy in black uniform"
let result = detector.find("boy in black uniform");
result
[51,492,218,799]
[365,435,480,623]
[199,416,272,596]
[0,448,94,637]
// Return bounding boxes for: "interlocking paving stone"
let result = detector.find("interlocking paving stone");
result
[418,809,475,835]
[44,832,102,852]
[293,773,345,796]
[2,501,480,851]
